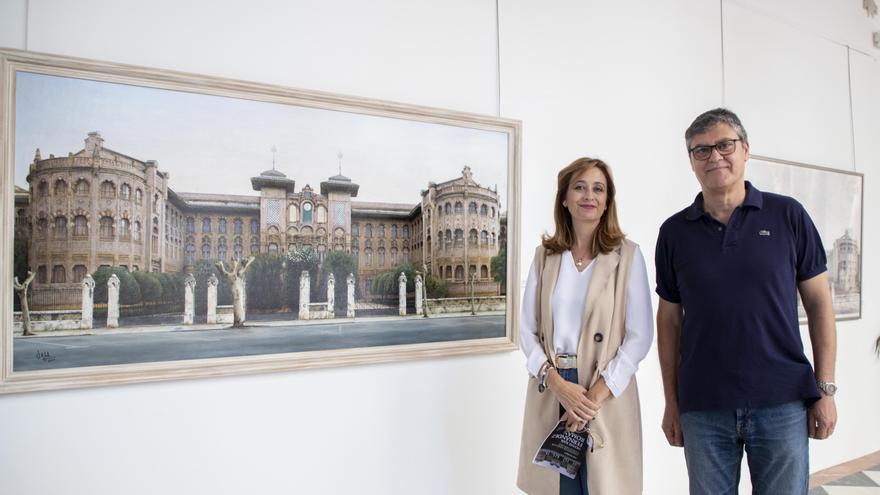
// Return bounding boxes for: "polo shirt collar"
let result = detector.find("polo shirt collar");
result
[685,181,763,221]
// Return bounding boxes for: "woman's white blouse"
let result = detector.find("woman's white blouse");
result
[519,245,654,397]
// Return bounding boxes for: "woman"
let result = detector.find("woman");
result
[517,157,653,495]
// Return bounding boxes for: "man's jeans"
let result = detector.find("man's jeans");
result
[680,400,808,495]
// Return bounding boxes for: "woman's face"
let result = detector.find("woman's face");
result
[564,166,608,225]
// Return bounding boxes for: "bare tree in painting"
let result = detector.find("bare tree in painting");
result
[13,271,36,336]
[216,256,255,328]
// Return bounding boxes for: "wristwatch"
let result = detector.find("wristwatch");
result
[816,379,837,396]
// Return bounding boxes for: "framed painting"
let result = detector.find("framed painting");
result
[0,48,521,393]
[748,155,863,321]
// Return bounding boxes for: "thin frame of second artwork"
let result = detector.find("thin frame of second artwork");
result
[747,154,864,322]
[0,48,522,394]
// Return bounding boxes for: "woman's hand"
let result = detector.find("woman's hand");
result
[560,411,588,432]
[547,369,600,429]
[585,378,612,408]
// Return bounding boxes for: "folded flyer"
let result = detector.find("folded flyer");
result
[532,419,592,479]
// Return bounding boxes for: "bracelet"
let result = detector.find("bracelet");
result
[537,361,554,393]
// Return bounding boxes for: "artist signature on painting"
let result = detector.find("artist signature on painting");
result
[35,351,56,362]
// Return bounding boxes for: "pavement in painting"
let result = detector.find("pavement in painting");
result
[12,313,506,371]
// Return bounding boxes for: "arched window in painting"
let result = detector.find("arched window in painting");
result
[54,179,68,196]
[233,237,243,259]
[35,217,47,238]
[53,216,67,239]
[99,216,114,240]
[73,215,88,237]
[75,179,90,195]
[52,265,66,284]
[119,218,130,240]
[185,241,195,265]
[217,237,227,261]
[100,181,115,199]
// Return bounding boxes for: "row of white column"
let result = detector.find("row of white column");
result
[298,271,355,320]
[78,270,425,329]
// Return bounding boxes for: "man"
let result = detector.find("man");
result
[655,108,837,494]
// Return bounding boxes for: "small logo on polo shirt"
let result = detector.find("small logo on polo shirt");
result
[759,229,771,236]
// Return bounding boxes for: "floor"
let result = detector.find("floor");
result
[810,451,880,495]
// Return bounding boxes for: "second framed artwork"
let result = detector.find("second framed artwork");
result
[0,48,522,393]
[748,155,863,321]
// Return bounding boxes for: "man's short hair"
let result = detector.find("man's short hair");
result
[685,108,749,147]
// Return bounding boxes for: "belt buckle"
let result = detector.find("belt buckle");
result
[556,354,577,369]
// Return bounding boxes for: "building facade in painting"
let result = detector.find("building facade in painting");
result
[827,230,860,295]
[15,132,504,296]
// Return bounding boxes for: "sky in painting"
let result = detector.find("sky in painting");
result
[14,71,509,208]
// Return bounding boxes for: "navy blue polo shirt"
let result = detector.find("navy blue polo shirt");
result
[655,182,824,413]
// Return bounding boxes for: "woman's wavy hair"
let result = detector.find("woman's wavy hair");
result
[541,157,625,255]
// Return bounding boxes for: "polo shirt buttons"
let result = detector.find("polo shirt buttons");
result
[594,333,603,342]
[717,227,722,231]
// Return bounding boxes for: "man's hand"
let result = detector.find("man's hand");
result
[808,395,837,440]
[799,273,837,441]
[662,401,684,447]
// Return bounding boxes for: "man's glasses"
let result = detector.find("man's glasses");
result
[688,139,742,161]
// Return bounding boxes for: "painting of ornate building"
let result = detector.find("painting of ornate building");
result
[15,132,505,297]
[827,230,860,294]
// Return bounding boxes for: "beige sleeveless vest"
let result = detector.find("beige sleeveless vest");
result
[517,239,643,495]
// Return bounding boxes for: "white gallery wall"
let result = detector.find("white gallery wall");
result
[0,1,878,494]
